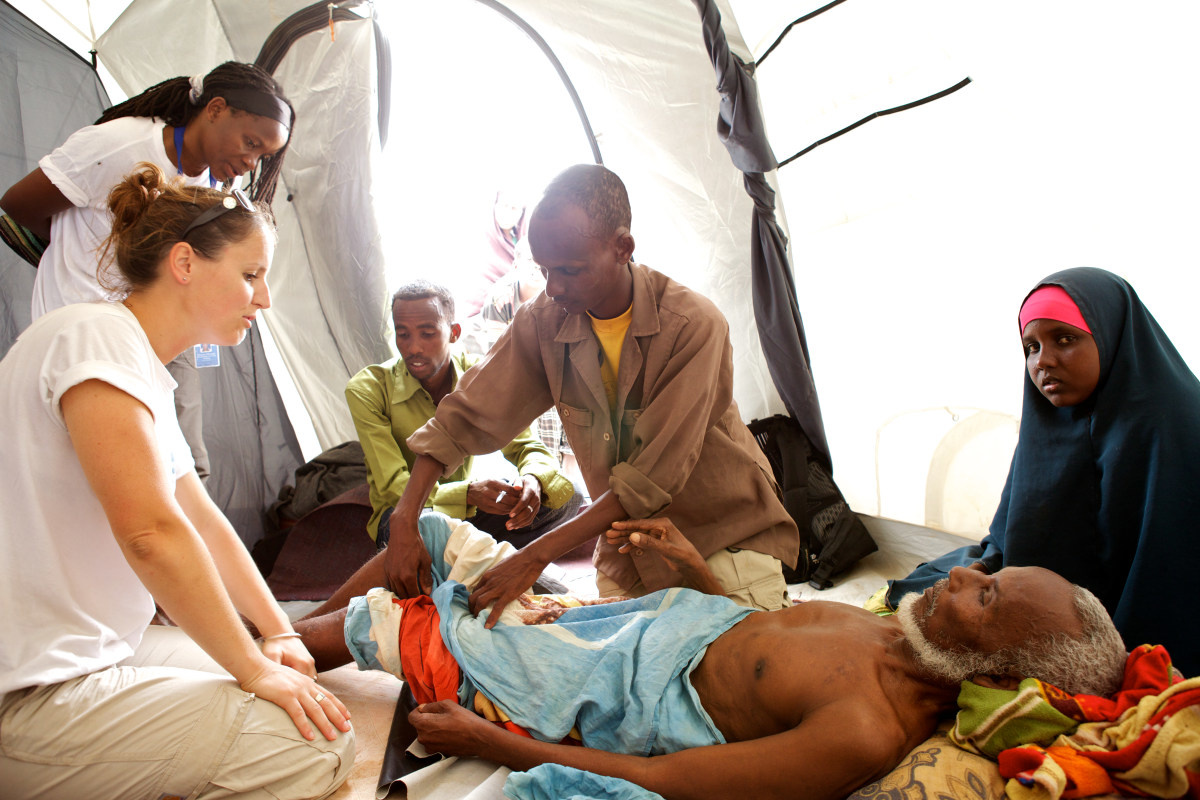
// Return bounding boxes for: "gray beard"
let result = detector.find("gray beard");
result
[895,582,999,684]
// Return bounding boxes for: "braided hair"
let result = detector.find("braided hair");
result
[96,62,295,206]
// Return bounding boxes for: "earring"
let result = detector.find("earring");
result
[182,277,189,284]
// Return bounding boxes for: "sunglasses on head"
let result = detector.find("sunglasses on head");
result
[182,188,254,237]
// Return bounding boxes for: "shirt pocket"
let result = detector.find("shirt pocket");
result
[557,402,593,466]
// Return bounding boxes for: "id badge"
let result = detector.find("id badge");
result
[194,344,220,368]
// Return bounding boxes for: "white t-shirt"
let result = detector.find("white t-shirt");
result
[31,116,212,320]
[0,302,194,694]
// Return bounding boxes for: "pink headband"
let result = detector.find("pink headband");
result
[1019,285,1092,334]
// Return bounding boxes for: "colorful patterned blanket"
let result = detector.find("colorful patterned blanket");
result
[949,645,1200,799]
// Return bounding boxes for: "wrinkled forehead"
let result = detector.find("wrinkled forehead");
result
[991,566,1082,640]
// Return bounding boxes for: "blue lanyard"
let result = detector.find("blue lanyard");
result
[174,126,218,188]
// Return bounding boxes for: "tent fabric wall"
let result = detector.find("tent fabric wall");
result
[693,0,830,461]
[0,0,108,354]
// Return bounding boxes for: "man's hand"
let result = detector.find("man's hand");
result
[506,474,544,530]
[240,661,352,741]
[468,475,543,530]
[607,518,724,596]
[468,548,549,628]
[467,478,521,515]
[260,635,318,680]
[384,514,433,597]
[409,700,496,758]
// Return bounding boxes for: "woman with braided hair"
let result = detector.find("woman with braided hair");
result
[2,60,294,480]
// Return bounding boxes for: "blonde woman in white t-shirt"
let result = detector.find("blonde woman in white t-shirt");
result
[0,163,353,800]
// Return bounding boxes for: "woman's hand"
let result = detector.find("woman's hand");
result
[260,635,318,680]
[240,661,352,741]
[409,700,496,758]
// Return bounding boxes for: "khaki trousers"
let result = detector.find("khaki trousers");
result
[0,626,354,800]
[596,546,790,611]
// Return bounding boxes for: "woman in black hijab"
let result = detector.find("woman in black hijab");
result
[887,267,1200,676]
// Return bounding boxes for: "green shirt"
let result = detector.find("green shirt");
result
[346,350,574,541]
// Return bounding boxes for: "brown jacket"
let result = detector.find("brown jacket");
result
[408,263,798,590]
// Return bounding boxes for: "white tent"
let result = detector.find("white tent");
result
[4,0,1198,548]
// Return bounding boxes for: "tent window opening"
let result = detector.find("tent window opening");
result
[375,0,597,324]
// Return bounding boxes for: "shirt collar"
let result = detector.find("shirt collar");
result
[389,351,467,402]
[554,262,661,343]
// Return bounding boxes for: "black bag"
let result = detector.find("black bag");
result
[749,414,877,589]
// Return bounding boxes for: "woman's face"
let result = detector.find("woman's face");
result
[191,225,273,346]
[1022,318,1101,407]
[197,98,289,183]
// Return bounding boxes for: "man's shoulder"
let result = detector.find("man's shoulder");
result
[634,263,726,324]
[453,349,483,371]
[347,357,403,395]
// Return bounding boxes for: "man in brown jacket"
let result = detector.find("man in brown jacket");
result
[387,164,799,626]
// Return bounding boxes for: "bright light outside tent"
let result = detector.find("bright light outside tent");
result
[740,0,1200,534]
[373,0,596,320]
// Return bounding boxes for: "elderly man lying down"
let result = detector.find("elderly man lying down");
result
[293,512,1126,800]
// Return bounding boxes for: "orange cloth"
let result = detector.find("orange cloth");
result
[1000,745,1116,798]
[394,595,460,705]
[394,593,589,745]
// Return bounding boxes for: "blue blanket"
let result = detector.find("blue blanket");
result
[505,764,665,800]
[434,578,753,755]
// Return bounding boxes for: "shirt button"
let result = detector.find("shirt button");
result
[603,433,611,441]
[562,408,570,417]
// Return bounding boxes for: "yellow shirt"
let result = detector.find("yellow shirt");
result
[588,303,633,411]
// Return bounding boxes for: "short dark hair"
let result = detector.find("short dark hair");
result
[391,280,455,321]
[533,164,631,240]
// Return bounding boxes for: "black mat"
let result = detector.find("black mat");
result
[377,683,445,796]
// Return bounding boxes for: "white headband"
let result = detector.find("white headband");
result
[188,74,205,104]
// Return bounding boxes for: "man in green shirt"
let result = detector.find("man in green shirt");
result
[346,280,580,551]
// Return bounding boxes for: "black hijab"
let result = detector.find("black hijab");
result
[888,267,1200,676]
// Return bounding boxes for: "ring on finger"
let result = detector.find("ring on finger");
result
[525,505,533,513]
[314,691,326,703]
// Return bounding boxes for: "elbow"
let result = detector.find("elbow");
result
[120,528,168,562]
[118,522,187,563]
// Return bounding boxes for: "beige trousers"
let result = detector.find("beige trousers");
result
[0,626,354,800]
[596,546,791,611]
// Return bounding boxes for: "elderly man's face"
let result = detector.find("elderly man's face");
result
[908,566,1082,660]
